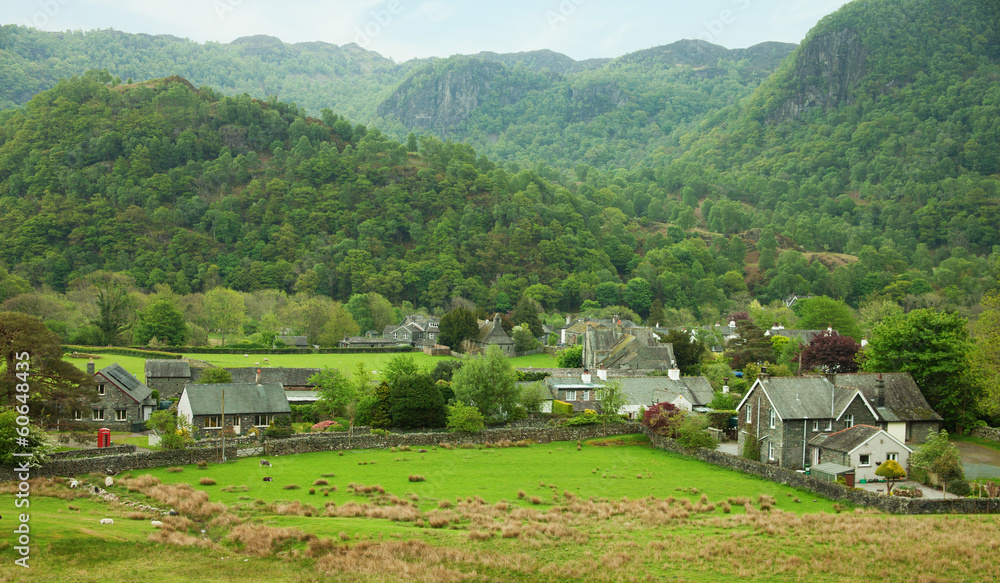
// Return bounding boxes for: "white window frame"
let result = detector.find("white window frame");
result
[255,414,273,428]
[93,409,105,421]
[565,390,577,401]
[205,416,222,429]
[115,409,127,422]
[97,383,106,396]
[825,419,833,431]
[231,415,241,427]
[73,409,82,421]
[887,452,898,462]
[845,414,854,428]
[812,420,819,432]
[768,442,775,461]
[582,390,590,401]
[746,404,752,424]
[858,454,871,467]
[769,409,776,429]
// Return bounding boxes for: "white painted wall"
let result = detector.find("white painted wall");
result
[176,390,193,426]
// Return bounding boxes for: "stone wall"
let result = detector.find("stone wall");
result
[973,426,1000,442]
[645,429,1000,515]
[2,423,640,482]
[50,445,137,459]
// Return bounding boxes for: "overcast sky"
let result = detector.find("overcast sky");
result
[9,0,853,62]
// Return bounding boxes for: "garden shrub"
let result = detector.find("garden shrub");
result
[446,402,485,433]
[551,400,573,416]
[561,410,600,426]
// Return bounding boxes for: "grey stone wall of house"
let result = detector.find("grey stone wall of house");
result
[910,421,941,444]
[840,398,878,430]
[84,381,145,430]
[738,388,779,463]
[781,419,809,469]
[645,430,1000,515]
[190,412,292,439]
[146,377,189,399]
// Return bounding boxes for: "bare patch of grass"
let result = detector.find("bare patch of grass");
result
[227,523,307,557]
[314,479,329,486]
[408,475,425,482]
[199,477,216,486]
[283,484,301,490]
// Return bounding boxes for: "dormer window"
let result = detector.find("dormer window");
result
[97,384,106,396]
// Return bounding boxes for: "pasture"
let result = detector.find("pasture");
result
[66,351,560,382]
[6,436,1000,582]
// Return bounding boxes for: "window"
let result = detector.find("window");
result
[582,390,590,401]
[565,390,577,401]
[812,420,819,432]
[859,454,871,467]
[115,409,127,422]
[93,409,104,421]
[825,420,833,431]
[769,410,776,429]
[887,452,898,462]
[232,415,241,426]
[845,414,854,428]
[205,416,221,429]
[97,383,106,396]
[768,442,775,461]
[746,404,752,424]
[255,414,273,427]
[73,409,82,421]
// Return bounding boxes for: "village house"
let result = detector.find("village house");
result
[581,326,676,371]
[808,424,912,482]
[475,314,516,355]
[541,368,714,417]
[82,361,156,431]
[736,370,941,470]
[177,378,291,438]
[382,315,441,347]
[145,360,322,404]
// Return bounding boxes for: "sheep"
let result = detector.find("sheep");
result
[244,354,249,358]
[150,520,163,528]
[259,459,272,467]
[104,477,114,488]
[263,358,269,363]
[69,480,79,489]
[255,362,260,366]
[168,509,179,516]
[100,519,114,525]
[263,477,272,482]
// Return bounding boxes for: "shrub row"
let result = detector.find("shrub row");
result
[118,346,416,355]
[63,346,182,359]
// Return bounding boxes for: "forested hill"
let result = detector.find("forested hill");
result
[373,40,797,170]
[653,0,1000,258]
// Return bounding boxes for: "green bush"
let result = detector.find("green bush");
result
[706,410,738,430]
[552,400,573,416]
[264,416,294,438]
[63,345,182,359]
[561,410,600,426]
[948,478,972,497]
[446,402,485,433]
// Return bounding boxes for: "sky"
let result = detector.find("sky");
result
[8,0,854,62]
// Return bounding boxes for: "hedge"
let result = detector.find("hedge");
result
[552,400,573,416]
[63,346,182,360]
[128,346,416,355]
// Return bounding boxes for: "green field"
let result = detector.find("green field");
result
[67,351,560,383]
[6,437,1000,582]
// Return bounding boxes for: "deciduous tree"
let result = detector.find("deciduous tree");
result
[452,345,519,424]
[134,299,188,346]
[796,330,861,373]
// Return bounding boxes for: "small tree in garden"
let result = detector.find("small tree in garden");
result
[446,402,485,434]
[875,459,907,494]
[641,402,683,437]
[910,429,966,498]
[557,345,583,368]
[674,415,717,449]
[197,368,232,384]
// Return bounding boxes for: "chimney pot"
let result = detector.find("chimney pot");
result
[255,368,261,385]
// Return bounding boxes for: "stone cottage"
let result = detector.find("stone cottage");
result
[177,382,291,438]
[82,361,156,431]
[808,424,912,482]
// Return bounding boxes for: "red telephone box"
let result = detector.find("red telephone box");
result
[98,428,111,448]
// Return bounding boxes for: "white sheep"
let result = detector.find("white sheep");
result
[255,361,260,366]
[100,518,114,525]
[150,520,163,528]
[104,477,114,487]
[69,479,79,489]
[244,354,249,358]
[263,358,269,362]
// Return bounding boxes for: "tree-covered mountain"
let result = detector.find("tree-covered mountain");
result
[0,0,998,328]
[373,40,797,169]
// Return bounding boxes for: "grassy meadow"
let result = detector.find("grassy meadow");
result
[6,436,1000,582]
[66,351,560,383]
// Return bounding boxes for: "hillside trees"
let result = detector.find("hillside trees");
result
[134,300,188,346]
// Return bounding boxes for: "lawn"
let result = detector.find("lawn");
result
[65,350,561,382]
[7,437,1000,582]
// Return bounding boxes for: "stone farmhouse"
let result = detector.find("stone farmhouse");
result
[177,381,291,438]
[82,361,156,431]
[809,424,912,482]
[581,326,676,371]
[736,370,941,470]
[475,314,515,355]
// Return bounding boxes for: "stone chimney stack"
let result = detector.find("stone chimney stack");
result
[758,364,769,382]
[87,358,95,376]
[668,360,681,381]
[722,377,730,394]
[876,373,885,408]
[597,367,607,381]
[581,369,591,384]
[255,368,262,385]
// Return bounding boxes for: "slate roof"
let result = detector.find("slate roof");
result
[98,363,153,403]
[811,462,855,476]
[831,373,943,422]
[478,315,514,345]
[616,377,714,408]
[740,377,863,420]
[808,424,883,452]
[224,368,321,387]
[145,360,191,378]
[182,383,291,416]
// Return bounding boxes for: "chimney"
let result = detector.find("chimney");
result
[876,373,885,408]
[722,377,730,394]
[758,365,769,382]
[668,360,680,381]
[597,367,607,381]
[255,368,261,385]
[87,358,95,376]
[581,369,592,384]
[728,320,736,327]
